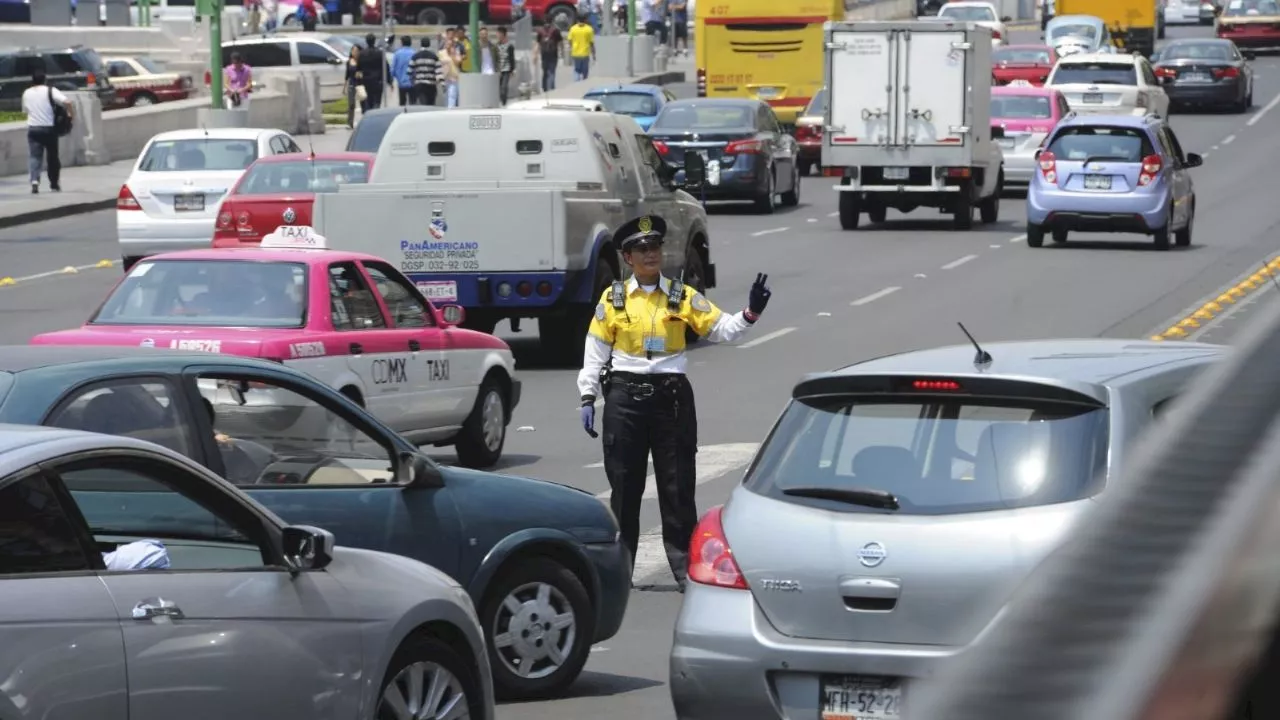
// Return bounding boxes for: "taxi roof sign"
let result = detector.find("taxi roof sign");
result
[260,225,327,249]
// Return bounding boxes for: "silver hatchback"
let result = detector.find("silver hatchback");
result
[668,339,1223,719]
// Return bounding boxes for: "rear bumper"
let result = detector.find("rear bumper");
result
[673,158,769,200]
[1027,182,1170,230]
[1167,81,1243,105]
[118,214,217,258]
[669,583,960,720]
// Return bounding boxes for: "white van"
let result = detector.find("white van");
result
[221,32,357,102]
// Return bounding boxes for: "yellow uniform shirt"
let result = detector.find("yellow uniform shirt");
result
[568,23,595,58]
[576,276,755,398]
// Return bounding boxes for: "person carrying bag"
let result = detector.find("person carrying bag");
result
[22,70,73,194]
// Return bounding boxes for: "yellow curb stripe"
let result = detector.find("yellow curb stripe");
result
[1150,258,1280,340]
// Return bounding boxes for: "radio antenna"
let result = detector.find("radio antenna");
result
[958,322,993,369]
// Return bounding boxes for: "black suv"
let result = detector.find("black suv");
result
[0,46,118,112]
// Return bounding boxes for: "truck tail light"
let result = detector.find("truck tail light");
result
[1038,151,1057,183]
[117,184,141,210]
[688,506,748,590]
[1213,66,1239,79]
[1138,154,1162,186]
[696,68,706,97]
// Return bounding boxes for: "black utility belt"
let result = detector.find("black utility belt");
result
[609,372,687,397]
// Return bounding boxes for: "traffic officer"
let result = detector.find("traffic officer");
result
[576,215,772,590]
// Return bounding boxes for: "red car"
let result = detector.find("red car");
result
[213,152,374,248]
[992,44,1058,86]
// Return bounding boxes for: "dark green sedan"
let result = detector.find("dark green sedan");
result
[0,345,628,700]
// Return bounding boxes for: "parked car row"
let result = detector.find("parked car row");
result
[0,44,192,112]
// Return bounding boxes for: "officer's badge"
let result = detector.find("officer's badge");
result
[595,303,606,320]
[638,216,652,233]
[691,293,711,313]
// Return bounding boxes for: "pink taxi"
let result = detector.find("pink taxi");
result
[29,230,521,469]
[990,83,1071,189]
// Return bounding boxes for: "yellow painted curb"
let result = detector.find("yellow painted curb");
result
[1162,326,1188,338]
[95,259,114,268]
[1150,334,1164,341]
[1192,308,1214,321]
[1217,293,1235,305]
[0,277,13,287]
[1151,257,1280,341]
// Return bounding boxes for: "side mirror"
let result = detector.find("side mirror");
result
[401,451,444,488]
[991,125,1005,139]
[439,304,465,326]
[684,151,707,188]
[1184,152,1204,168]
[281,525,335,572]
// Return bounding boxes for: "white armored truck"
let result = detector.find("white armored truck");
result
[310,109,714,364]
[822,20,1006,230]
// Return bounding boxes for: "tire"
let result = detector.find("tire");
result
[480,556,595,700]
[130,92,157,107]
[416,7,448,24]
[839,191,861,230]
[780,164,800,207]
[682,247,707,344]
[454,376,507,469]
[754,168,776,213]
[1026,222,1045,248]
[867,204,887,224]
[375,636,483,720]
[539,259,614,365]
[1052,228,1068,244]
[1175,202,1194,247]
[953,181,974,230]
[798,159,814,176]
[978,172,1001,224]
[1153,217,1171,251]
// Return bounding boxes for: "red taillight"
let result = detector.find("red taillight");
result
[1155,66,1176,78]
[237,211,251,226]
[1138,154,1162,186]
[991,29,1001,39]
[912,379,962,391]
[536,281,553,297]
[517,281,533,296]
[117,184,140,210]
[1213,66,1240,79]
[724,139,763,155]
[217,211,232,228]
[1038,150,1057,183]
[696,68,706,97]
[86,72,96,85]
[688,506,748,590]
[653,140,669,155]
[794,125,814,140]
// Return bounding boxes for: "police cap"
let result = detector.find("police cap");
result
[613,215,667,252]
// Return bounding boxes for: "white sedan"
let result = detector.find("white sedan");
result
[1047,52,1171,118]
[117,128,303,270]
[937,1,1011,46]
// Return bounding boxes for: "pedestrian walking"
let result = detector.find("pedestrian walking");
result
[577,215,772,591]
[495,26,516,104]
[298,0,319,30]
[476,26,498,77]
[343,46,364,127]
[245,0,262,33]
[568,13,595,82]
[22,70,73,195]
[356,33,390,111]
[439,34,461,107]
[642,0,664,40]
[670,0,689,54]
[537,24,562,91]
[410,37,440,106]
[391,35,416,106]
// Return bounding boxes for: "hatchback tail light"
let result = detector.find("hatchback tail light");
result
[1038,151,1057,183]
[688,506,748,590]
[696,68,707,97]
[1155,66,1177,78]
[117,184,140,210]
[1138,154,1162,186]
[1213,66,1240,79]
[724,139,764,155]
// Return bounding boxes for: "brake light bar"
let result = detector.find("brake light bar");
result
[912,379,962,391]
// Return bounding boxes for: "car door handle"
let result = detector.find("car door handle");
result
[408,339,421,351]
[131,599,185,620]
[349,342,363,355]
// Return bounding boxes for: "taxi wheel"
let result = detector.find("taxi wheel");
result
[455,377,507,469]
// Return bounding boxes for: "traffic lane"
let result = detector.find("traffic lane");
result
[0,208,120,281]
[0,269,120,345]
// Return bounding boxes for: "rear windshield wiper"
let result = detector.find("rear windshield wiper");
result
[1082,155,1130,164]
[782,486,901,510]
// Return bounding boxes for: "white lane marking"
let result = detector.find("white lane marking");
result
[828,211,839,217]
[941,254,978,270]
[1247,91,1280,126]
[807,217,818,222]
[1009,235,1025,243]
[751,227,789,236]
[1222,134,1236,145]
[737,326,797,349]
[624,443,762,584]
[851,286,901,306]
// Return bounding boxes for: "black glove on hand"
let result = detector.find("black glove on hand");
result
[748,273,771,315]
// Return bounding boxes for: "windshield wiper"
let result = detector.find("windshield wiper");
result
[782,486,901,510]
[1083,155,1129,164]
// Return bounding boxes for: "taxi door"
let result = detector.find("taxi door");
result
[323,260,418,431]
[355,260,453,432]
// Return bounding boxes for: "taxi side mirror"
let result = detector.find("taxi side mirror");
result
[684,152,707,188]
[439,304,465,327]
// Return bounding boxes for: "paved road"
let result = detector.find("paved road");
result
[2,23,1279,719]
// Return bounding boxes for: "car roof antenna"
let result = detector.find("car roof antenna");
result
[958,322,993,369]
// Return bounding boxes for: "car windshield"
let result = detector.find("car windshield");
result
[134,56,165,74]
[991,94,1054,119]
[238,159,370,194]
[1225,0,1280,15]
[91,260,308,328]
[651,103,754,131]
[347,112,397,152]
[586,91,660,116]
[1159,42,1236,60]
[138,138,259,172]
[1052,62,1137,85]
[743,395,1108,515]
[1049,23,1099,40]
[805,88,827,116]
[994,47,1053,64]
[1047,125,1154,162]
[940,5,997,20]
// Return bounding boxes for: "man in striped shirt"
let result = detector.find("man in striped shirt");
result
[409,37,440,106]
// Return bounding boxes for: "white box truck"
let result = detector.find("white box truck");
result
[822,21,1006,231]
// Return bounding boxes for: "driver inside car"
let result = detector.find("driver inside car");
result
[202,398,277,484]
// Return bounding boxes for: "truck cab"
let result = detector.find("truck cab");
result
[309,109,713,364]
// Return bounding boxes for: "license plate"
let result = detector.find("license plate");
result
[757,87,780,99]
[1084,174,1112,190]
[174,193,204,212]
[883,167,909,180]
[1184,72,1211,82]
[707,159,721,186]
[416,281,458,302]
[1082,92,1104,103]
[821,675,902,719]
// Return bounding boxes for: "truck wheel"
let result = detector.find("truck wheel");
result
[540,260,615,365]
[1026,222,1045,248]
[839,192,861,230]
[867,204,887,224]
[780,164,800,207]
[755,170,776,214]
[978,172,1001,224]
[454,375,507,469]
[416,7,448,24]
[953,181,974,230]
[461,315,499,335]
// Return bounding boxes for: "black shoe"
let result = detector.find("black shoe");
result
[50,185,60,192]
[30,183,37,194]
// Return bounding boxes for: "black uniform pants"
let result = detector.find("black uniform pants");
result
[361,82,383,111]
[602,372,698,585]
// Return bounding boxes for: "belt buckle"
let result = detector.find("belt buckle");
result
[632,383,655,398]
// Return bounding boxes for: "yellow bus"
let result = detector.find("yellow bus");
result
[694,0,843,125]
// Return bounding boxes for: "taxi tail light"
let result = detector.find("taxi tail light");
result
[945,167,971,178]
[1138,154,1162,186]
[724,138,763,155]
[696,68,707,97]
[237,211,251,226]
[117,184,141,210]
[217,211,232,228]
[990,29,1001,40]
[536,281,553,297]
[1213,66,1240,79]
[653,140,669,155]
[1038,151,1057,184]
[517,281,533,297]
[1155,66,1177,78]
[688,506,748,590]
